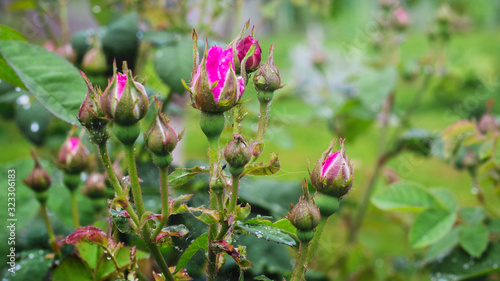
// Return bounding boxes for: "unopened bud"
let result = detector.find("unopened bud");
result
[57,136,90,174]
[253,44,282,93]
[83,172,107,199]
[23,151,51,193]
[145,98,179,158]
[224,134,251,174]
[287,180,321,242]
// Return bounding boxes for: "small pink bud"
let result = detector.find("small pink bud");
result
[311,139,353,198]
[236,35,262,73]
[83,172,107,199]
[394,7,409,29]
[101,62,149,126]
[57,135,90,174]
[23,151,51,193]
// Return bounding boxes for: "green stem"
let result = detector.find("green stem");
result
[305,217,328,267]
[103,245,124,279]
[40,202,61,258]
[149,242,175,281]
[96,143,174,280]
[207,137,221,281]
[250,100,270,163]
[97,143,141,228]
[59,0,70,44]
[70,190,80,229]
[290,241,310,281]
[160,166,170,224]
[227,172,241,214]
[125,145,146,218]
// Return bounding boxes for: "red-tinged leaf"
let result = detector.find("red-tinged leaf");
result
[241,153,280,176]
[141,211,163,228]
[187,207,221,224]
[63,226,110,247]
[156,224,190,243]
[153,268,193,281]
[170,194,194,214]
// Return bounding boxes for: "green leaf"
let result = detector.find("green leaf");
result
[241,153,280,176]
[156,224,190,243]
[77,242,102,270]
[52,255,94,281]
[459,207,486,225]
[174,232,208,274]
[254,275,274,281]
[372,181,441,212]
[236,221,296,246]
[272,219,297,235]
[430,188,458,212]
[188,207,221,224]
[409,208,456,248]
[459,225,489,258]
[0,40,86,124]
[110,208,138,235]
[1,250,53,281]
[235,203,252,221]
[168,166,209,186]
[424,226,461,263]
[429,241,500,280]
[0,26,27,87]
[154,35,194,94]
[488,218,500,234]
[95,246,132,280]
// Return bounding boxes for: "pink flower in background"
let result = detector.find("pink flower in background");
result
[394,7,409,28]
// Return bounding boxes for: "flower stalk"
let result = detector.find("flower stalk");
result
[40,202,61,259]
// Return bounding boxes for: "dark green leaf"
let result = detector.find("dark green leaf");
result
[0,40,86,124]
[372,181,441,212]
[15,95,52,145]
[174,232,208,274]
[409,208,456,248]
[459,207,486,226]
[110,208,138,235]
[168,166,209,186]
[459,225,489,258]
[254,275,274,281]
[1,250,53,281]
[241,153,280,176]
[488,219,500,234]
[429,241,500,280]
[102,13,139,71]
[236,221,296,246]
[52,255,94,281]
[95,246,132,280]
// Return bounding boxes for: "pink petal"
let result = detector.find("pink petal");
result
[69,137,80,154]
[116,73,128,100]
[321,151,340,178]
[237,76,245,100]
[206,46,234,102]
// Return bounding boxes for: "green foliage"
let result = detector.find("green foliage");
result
[241,153,281,176]
[372,181,441,212]
[52,255,94,281]
[168,166,209,186]
[174,232,208,274]
[0,40,86,124]
[409,207,456,248]
[459,225,489,258]
[236,220,296,246]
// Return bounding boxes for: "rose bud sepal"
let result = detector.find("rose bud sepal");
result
[57,135,90,175]
[224,134,251,175]
[78,71,109,145]
[314,193,340,218]
[23,151,51,196]
[253,43,282,94]
[145,98,179,158]
[287,180,321,242]
[310,139,353,199]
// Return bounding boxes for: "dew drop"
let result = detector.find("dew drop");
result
[136,31,143,39]
[471,187,479,195]
[16,94,30,106]
[15,87,21,92]
[106,256,111,260]
[30,122,40,133]
[28,253,35,259]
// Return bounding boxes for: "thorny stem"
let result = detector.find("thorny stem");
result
[152,166,170,241]
[207,137,221,281]
[250,100,270,163]
[97,143,140,228]
[290,241,310,281]
[97,143,174,280]
[70,190,80,229]
[228,172,242,214]
[103,245,124,279]
[305,217,328,267]
[125,145,146,218]
[40,202,61,259]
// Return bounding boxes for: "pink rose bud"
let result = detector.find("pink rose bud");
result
[23,151,51,193]
[236,35,262,73]
[83,172,107,199]
[190,43,245,113]
[394,7,409,29]
[253,43,282,93]
[81,46,107,74]
[310,139,353,199]
[145,98,179,157]
[78,72,109,144]
[57,136,90,174]
[101,62,149,126]
[224,134,252,173]
[478,113,498,135]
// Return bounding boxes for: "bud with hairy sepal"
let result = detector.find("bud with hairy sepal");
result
[224,134,251,174]
[57,136,90,174]
[311,139,353,199]
[287,180,321,242]
[227,21,262,74]
[145,98,179,158]
[101,61,149,126]
[253,44,282,93]
[23,151,51,194]
[187,35,245,113]
[83,172,107,199]
[78,71,109,145]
